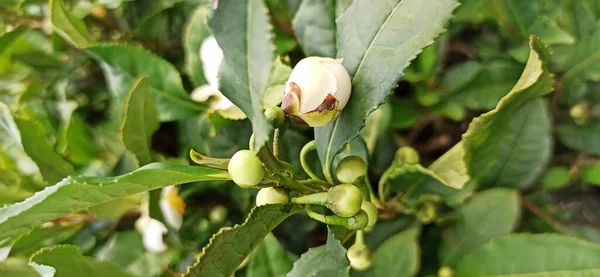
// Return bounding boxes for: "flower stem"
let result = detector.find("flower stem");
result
[291,192,328,205]
[300,140,322,181]
[299,179,332,191]
[257,146,318,194]
[189,149,230,170]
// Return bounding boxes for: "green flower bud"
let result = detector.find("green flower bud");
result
[328,184,363,217]
[395,147,420,165]
[438,266,454,277]
[346,210,369,230]
[416,201,436,224]
[336,156,368,184]
[570,102,590,125]
[256,187,289,206]
[281,57,351,127]
[264,106,285,128]
[209,205,228,223]
[361,201,378,228]
[346,243,372,271]
[228,150,265,188]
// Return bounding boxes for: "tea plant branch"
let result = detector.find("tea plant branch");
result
[257,146,318,194]
[190,149,230,169]
[521,197,566,233]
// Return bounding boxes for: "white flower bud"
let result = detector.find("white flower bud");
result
[256,187,289,206]
[282,57,351,127]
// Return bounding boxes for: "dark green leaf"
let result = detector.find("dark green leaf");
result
[292,0,336,58]
[49,0,94,48]
[455,234,600,276]
[0,163,229,241]
[315,0,458,178]
[562,29,600,93]
[207,0,274,149]
[185,205,300,277]
[369,227,420,277]
[288,228,349,277]
[440,188,520,266]
[556,122,600,156]
[183,5,212,87]
[120,77,159,166]
[247,233,294,277]
[30,245,136,277]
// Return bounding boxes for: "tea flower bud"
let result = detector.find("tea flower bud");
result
[282,57,351,127]
[209,205,228,223]
[328,184,363,217]
[346,210,369,230]
[336,156,367,183]
[395,146,420,165]
[256,187,290,206]
[347,243,372,271]
[228,150,265,188]
[361,201,378,228]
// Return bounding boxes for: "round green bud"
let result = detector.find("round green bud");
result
[264,106,285,128]
[438,266,454,277]
[346,243,372,271]
[395,147,420,165]
[570,103,590,125]
[336,156,368,183]
[228,150,265,188]
[328,184,363,217]
[361,201,378,228]
[256,187,289,206]
[209,205,228,223]
[346,210,369,230]
[416,201,436,224]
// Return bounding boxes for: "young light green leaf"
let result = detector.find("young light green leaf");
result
[247,233,294,277]
[86,44,205,122]
[315,0,458,178]
[292,0,336,58]
[428,143,469,190]
[0,102,39,178]
[207,0,274,150]
[30,245,136,277]
[185,205,300,277]
[183,5,212,87]
[287,228,349,277]
[0,163,229,240]
[556,122,600,156]
[369,227,420,277]
[440,188,520,266]
[455,234,600,276]
[463,37,553,189]
[581,162,600,186]
[49,0,94,48]
[120,77,159,166]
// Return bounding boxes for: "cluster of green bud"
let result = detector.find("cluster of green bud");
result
[336,156,368,184]
[256,187,290,206]
[228,150,265,188]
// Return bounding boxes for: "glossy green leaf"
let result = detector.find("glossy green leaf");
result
[247,233,294,277]
[370,227,420,277]
[86,44,204,122]
[315,0,458,178]
[49,0,94,48]
[183,5,212,87]
[120,77,159,166]
[287,228,349,277]
[440,188,520,266]
[556,122,600,156]
[455,234,600,276]
[0,163,229,240]
[292,0,336,58]
[463,37,553,189]
[207,0,274,150]
[563,29,600,92]
[30,245,136,277]
[185,204,300,277]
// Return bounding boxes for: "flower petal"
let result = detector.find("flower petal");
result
[288,57,338,113]
[200,36,224,88]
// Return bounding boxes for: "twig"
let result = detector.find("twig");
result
[521,197,566,233]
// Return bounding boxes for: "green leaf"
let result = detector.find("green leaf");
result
[185,204,300,277]
[30,245,136,277]
[0,163,229,241]
[439,61,483,93]
[455,234,600,276]
[14,110,75,184]
[0,258,39,277]
[207,0,274,150]
[563,29,600,92]
[541,166,572,189]
[287,228,349,277]
[427,143,470,191]
[581,162,600,186]
[86,44,204,122]
[120,77,159,166]
[0,102,39,178]
[183,5,212,87]
[95,231,175,277]
[463,37,553,189]
[292,0,336,58]
[247,233,294,277]
[369,227,420,277]
[556,122,600,156]
[49,0,94,48]
[440,188,520,266]
[315,0,458,178]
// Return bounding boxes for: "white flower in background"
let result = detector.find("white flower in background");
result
[0,246,11,262]
[190,36,246,119]
[281,57,351,127]
[135,186,185,253]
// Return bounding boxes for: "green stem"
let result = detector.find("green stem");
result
[189,149,230,169]
[257,146,318,194]
[273,128,282,158]
[355,230,365,245]
[292,192,329,205]
[299,179,332,191]
[300,140,323,181]
[249,133,255,151]
[305,207,346,226]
